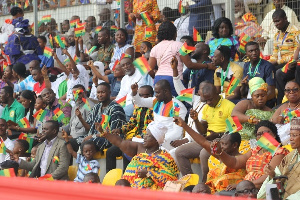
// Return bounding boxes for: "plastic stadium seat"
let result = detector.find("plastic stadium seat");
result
[183,174,199,187]
[68,165,78,181]
[102,169,123,186]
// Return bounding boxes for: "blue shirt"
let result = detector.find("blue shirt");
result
[243,59,275,86]
[188,0,212,35]
[14,75,36,92]
[74,153,100,182]
[108,74,121,97]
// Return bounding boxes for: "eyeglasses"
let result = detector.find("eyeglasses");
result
[256,130,273,137]
[284,88,299,94]
[289,134,300,138]
[235,188,258,195]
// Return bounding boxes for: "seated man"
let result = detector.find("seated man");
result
[212,45,243,102]
[235,180,257,199]
[269,9,300,104]
[241,41,276,107]
[0,119,14,163]
[131,79,187,151]
[259,0,300,56]
[0,86,25,123]
[17,120,71,180]
[62,84,95,152]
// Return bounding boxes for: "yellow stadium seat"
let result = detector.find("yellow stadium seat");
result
[102,169,123,186]
[68,165,78,181]
[184,174,199,188]
[190,158,201,164]
[94,149,107,159]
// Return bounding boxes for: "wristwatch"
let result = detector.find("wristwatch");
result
[79,50,84,53]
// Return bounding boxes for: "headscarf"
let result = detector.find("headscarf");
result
[291,118,300,130]
[147,121,168,145]
[249,77,268,95]
[12,17,29,34]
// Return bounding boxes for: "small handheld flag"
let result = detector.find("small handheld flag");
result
[133,57,151,76]
[176,88,194,102]
[225,116,242,134]
[145,27,153,38]
[18,117,30,128]
[43,46,52,58]
[116,96,126,108]
[76,22,86,28]
[178,0,185,14]
[33,109,47,121]
[70,19,80,28]
[179,42,196,56]
[257,132,280,155]
[82,98,91,111]
[0,138,6,155]
[0,168,16,177]
[110,25,118,31]
[86,46,97,56]
[41,15,51,23]
[120,53,131,60]
[193,27,203,42]
[95,26,102,34]
[53,108,65,122]
[226,77,240,95]
[73,55,80,63]
[140,12,153,26]
[100,114,110,130]
[24,0,29,9]
[73,89,84,101]
[74,26,86,37]
[112,60,120,71]
[54,35,65,49]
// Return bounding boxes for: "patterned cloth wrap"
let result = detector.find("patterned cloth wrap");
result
[122,150,179,190]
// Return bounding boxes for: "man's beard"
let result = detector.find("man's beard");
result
[235,11,244,19]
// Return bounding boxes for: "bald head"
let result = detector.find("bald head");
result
[235,180,257,199]
[202,82,217,96]
[192,183,211,194]
[156,79,171,91]
[99,8,111,22]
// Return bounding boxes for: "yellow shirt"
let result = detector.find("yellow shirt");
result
[201,97,235,134]
[214,62,243,98]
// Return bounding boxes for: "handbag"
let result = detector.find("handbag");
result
[163,174,191,192]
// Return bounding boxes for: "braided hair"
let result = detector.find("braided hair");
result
[20,90,36,124]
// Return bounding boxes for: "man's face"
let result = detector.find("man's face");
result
[97,31,108,44]
[42,122,57,141]
[246,44,260,62]
[120,58,135,76]
[99,9,109,22]
[202,92,218,107]
[0,89,8,104]
[273,16,287,31]
[41,89,56,105]
[96,85,110,102]
[154,84,165,102]
[86,17,95,31]
[191,43,203,60]
[212,50,223,66]
[139,88,152,98]
[31,70,42,82]
[273,0,285,9]
[0,119,7,138]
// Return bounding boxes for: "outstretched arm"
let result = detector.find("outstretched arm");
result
[62,129,77,158]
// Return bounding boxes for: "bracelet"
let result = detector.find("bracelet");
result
[215,150,223,156]
[248,115,255,124]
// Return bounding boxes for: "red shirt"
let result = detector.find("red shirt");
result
[33,81,45,96]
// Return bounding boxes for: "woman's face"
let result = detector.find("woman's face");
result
[251,89,268,108]
[62,21,70,32]
[290,130,300,149]
[143,129,158,148]
[256,126,275,141]
[115,30,126,45]
[12,69,18,78]
[285,82,300,103]
[34,97,45,111]
[19,95,31,109]
[218,22,230,38]
[4,67,12,78]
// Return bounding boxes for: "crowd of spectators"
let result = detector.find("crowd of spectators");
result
[0,0,300,199]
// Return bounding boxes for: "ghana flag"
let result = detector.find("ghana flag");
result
[140,12,153,26]
[133,57,151,76]
[100,114,110,130]
[145,27,152,38]
[176,88,194,102]
[82,98,91,111]
[70,19,79,28]
[178,0,185,14]
[95,26,102,34]
[41,15,51,23]
[54,35,65,49]
[226,76,240,95]
[0,138,6,155]
[116,96,126,108]
[75,26,85,37]
[18,117,30,128]
[225,116,242,134]
[33,109,47,121]
[0,168,16,177]
[43,46,52,58]
[257,132,280,155]
[112,60,120,71]
[179,42,196,56]
[24,0,29,9]
[53,107,65,122]
[193,27,203,42]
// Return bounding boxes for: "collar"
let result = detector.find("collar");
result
[214,96,223,108]
[45,136,57,146]
[8,99,18,109]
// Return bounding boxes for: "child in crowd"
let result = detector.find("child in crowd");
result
[115,179,131,187]
[34,96,47,135]
[62,130,100,182]
[21,145,38,177]
[9,139,29,176]
[83,172,101,183]
[140,41,152,60]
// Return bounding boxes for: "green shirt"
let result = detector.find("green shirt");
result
[1,99,25,123]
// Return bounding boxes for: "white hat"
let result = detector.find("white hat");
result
[147,121,168,145]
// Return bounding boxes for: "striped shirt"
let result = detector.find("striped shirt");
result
[14,75,36,92]
[108,44,133,70]
[74,153,100,182]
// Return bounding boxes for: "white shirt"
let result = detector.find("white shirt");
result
[174,14,190,42]
[115,69,143,106]
[40,137,56,177]
[51,72,68,99]
[0,137,14,163]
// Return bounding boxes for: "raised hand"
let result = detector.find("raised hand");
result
[131,83,138,96]
[170,56,178,70]
[189,109,198,121]
[173,117,185,127]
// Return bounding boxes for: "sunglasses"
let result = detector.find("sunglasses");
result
[284,88,299,94]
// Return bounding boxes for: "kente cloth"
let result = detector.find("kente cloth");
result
[245,146,289,181]
[281,108,300,124]
[235,12,262,39]
[122,150,179,190]
[206,161,247,194]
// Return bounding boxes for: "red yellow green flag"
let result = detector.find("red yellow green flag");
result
[145,27,152,38]
[133,57,151,76]
[174,102,180,117]
[26,137,34,153]
[281,60,300,73]
[75,26,86,37]
[116,96,126,108]
[61,37,67,46]
[226,76,240,95]
[18,117,30,128]
[49,34,53,48]
[53,107,65,122]
[0,138,6,155]
[176,88,194,102]
[100,114,110,130]
[54,35,65,49]
[140,12,153,26]
[178,0,185,14]
[179,42,196,56]
[39,174,54,181]
[76,22,86,28]
[73,89,84,101]
[70,19,79,28]
[18,133,28,140]
[95,26,102,34]
[120,53,131,60]
[225,116,242,134]
[239,32,251,54]
[82,98,91,111]
[85,164,92,171]
[257,132,280,155]
[2,62,7,72]
[33,109,47,121]
[193,27,203,42]
[24,0,29,9]
[73,55,80,63]
[110,25,118,31]
[43,46,52,58]
[112,59,120,71]
[52,156,59,164]
[41,15,51,23]
[0,168,16,177]
[87,46,97,55]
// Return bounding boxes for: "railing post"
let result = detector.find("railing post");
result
[33,0,38,36]
[120,0,125,28]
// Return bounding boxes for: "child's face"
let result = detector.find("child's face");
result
[113,65,125,78]
[140,43,147,54]
[31,147,37,159]
[37,38,46,49]
[12,142,22,155]
[35,98,46,111]
[83,144,95,161]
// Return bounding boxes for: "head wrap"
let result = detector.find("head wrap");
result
[147,121,168,145]
[12,17,29,34]
[291,117,300,130]
[249,77,268,95]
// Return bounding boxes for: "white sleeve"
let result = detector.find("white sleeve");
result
[173,75,186,96]
[132,94,154,108]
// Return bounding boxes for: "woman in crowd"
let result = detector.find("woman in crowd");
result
[271,81,300,124]
[258,118,300,199]
[232,77,274,153]
[129,0,160,54]
[99,121,179,190]
[208,17,239,61]
[0,65,18,88]
[108,29,134,71]
[12,62,27,84]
